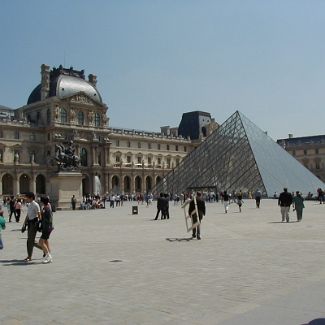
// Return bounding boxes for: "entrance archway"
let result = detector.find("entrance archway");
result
[82,175,91,196]
[36,174,46,195]
[2,174,14,195]
[112,175,120,193]
[145,176,152,192]
[156,176,162,186]
[124,176,131,193]
[135,176,142,192]
[20,174,30,194]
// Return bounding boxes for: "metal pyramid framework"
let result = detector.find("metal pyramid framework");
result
[156,111,324,197]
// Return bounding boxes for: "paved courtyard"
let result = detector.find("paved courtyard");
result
[0,199,325,325]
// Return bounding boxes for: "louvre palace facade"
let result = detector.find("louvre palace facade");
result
[0,64,218,197]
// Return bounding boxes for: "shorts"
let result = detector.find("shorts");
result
[41,229,52,240]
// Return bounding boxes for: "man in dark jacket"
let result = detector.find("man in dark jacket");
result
[161,193,170,219]
[154,193,164,220]
[188,192,206,240]
[278,188,293,222]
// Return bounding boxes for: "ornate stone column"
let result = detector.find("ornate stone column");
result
[91,145,98,166]
[14,174,19,196]
[103,172,109,194]
[31,173,36,194]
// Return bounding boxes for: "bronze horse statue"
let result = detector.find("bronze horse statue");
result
[55,142,80,170]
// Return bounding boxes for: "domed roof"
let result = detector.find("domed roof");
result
[56,75,102,103]
[27,65,103,105]
[27,84,41,104]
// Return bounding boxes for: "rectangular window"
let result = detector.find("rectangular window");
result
[137,156,142,164]
[127,156,131,163]
[167,144,170,150]
[115,156,120,163]
[127,141,131,148]
[148,143,151,149]
[158,144,161,150]
[15,130,20,140]
[316,148,319,154]
[167,158,171,168]
[138,142,141,148]
[176,145,178,151]
[158,157,161,164]
[116,140,120,147]
[148,157,152,165]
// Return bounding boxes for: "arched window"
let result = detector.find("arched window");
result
[95,113,100,127]
[80,148,88,166]
[60,108,67,123]
[78,111,84,125]
[36,174,46,195]
[2,174,14,195]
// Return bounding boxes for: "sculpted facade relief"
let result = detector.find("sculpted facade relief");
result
[70,94,94,105]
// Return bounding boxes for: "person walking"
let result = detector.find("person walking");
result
[255,189,262,208]
[236,190,243,212]
[161,194,170,219]
[154,193,164,220]
[278,188,293,222]
[21,192,42,262]
[189,192,206,240]
[293,191,305,222]
[223,191,229,213]
[0,210,6,250]
[39,197,54,264]
[15,198,22,222]
[9,196,16,222]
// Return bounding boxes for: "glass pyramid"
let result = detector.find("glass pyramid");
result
[156,111,324,197]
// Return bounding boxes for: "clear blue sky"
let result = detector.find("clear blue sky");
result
[1,0,325,139]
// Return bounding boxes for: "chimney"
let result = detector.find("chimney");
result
[41,64,50,100]
[288,134,293,139]
[88,74,97,87]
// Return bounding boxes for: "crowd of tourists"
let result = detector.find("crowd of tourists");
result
[0,185,321,262]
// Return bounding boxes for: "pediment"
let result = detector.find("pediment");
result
[68,92,99,106]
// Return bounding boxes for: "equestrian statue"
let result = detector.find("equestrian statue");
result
[55,141,80,171]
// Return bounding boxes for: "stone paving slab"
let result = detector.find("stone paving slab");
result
[0,199,325,324]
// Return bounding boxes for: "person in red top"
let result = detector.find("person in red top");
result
[15,199,22,222]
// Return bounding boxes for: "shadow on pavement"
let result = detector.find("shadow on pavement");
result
[166,237,193,242]
[301,319,325,325]
[0,259,40,266]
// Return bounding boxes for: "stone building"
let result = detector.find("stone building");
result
[277,135,325,183]
[0,64,196,198]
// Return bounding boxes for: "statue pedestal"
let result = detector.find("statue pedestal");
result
[49,172,82,210]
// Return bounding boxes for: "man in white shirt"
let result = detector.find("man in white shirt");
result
[21,192,42,262]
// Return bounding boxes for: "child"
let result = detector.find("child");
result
[0,210,6,249]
